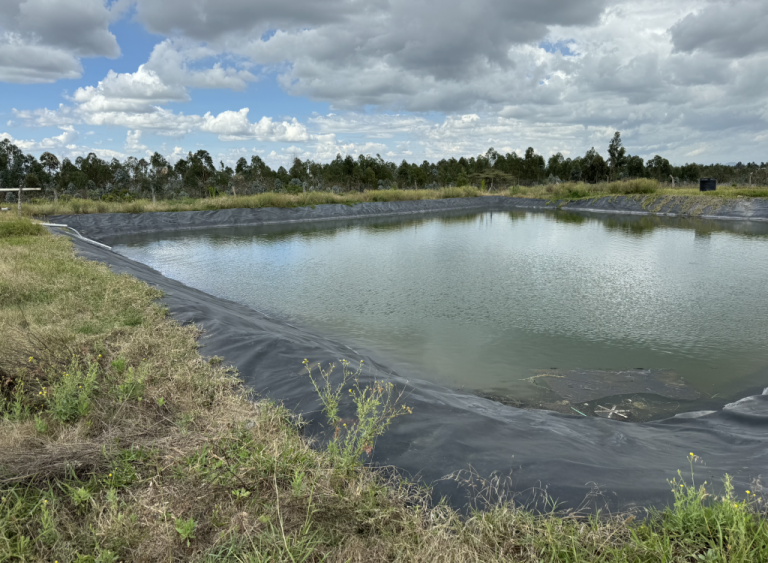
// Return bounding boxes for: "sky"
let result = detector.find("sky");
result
[1,0,766,169]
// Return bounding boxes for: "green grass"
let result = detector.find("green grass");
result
[0,216,45,238]
[1,212,767,562]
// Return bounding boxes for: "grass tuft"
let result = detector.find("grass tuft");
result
[0,216,45,238]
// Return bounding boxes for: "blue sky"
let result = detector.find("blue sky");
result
[2,0,767,168]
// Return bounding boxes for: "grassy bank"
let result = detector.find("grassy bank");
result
[2,213,768,562]
[15,186,481,217]
[509,178,768,201]
[6,180,768,218]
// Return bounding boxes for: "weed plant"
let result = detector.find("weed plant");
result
[302,359,412,472]
[41,359,99,424]
[1,211,767,561]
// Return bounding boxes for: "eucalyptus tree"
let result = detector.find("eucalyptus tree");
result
[235,157,249,177]
[59,158,87,197]
[570,162,583,181]
[40,151,60,200]
[607,132,628,180]
[179,151,214,197]
[646,155,672,181]
[216,160,234,195]
[149,152,169,203]
[679,163,701,183]
[0,138,27,190]
[547,152,567,181]
[626,155,645,178]
[582,148,608,183]
[523,147,545,182]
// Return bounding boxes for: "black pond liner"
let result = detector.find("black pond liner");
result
[49,196,768,513]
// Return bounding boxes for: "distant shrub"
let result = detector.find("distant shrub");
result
[610,178,658,194]
[285,179,303,195]
[440,185,480,199]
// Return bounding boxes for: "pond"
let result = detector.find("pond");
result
[112,210,768,419]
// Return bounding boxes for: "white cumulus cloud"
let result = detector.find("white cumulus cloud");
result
[0,126,79,151]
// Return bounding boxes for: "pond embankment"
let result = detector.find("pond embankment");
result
[48,194,768,243]
[44,196,768,514]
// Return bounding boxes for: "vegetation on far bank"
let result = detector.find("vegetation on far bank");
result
[2,212,768,561]
[3,178,766,218]
[510,178,768,201]
[3,131,768,215]
[10,186,481,217]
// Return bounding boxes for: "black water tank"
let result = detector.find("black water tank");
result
[699,178,717,191]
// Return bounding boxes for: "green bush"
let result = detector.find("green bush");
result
[0,217,45,238]
[285,182,303,195]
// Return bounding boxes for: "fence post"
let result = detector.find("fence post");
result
[18,182,22,216]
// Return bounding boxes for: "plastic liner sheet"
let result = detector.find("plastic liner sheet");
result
[66,235,768,514]
[540,369,700,402]
[48,194,768,245]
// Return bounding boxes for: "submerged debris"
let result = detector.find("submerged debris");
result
[595,404,630,420]
[536,368,700,403]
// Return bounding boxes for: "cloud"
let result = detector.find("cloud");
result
[142,39,256,91]
[125,130,148,153]
[0,37,82,83]
[14,0,120,57]
[72,66,190,113]
[129,0,610,111]
[0,126,79,151]
[308,113,431,138]
[133,0,360,41]
[7,0,768,164]
[0,0,119,83]
[168,146,185,162]
[15,101,309,143]
[67,39,257,115]
[670,1,768,58]
[200,109,309,142]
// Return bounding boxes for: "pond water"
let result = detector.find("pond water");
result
[112,211,768,418]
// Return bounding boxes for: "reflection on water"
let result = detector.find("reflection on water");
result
[112,210,768,416]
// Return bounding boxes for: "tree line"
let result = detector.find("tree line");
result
[1,133,766,203]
